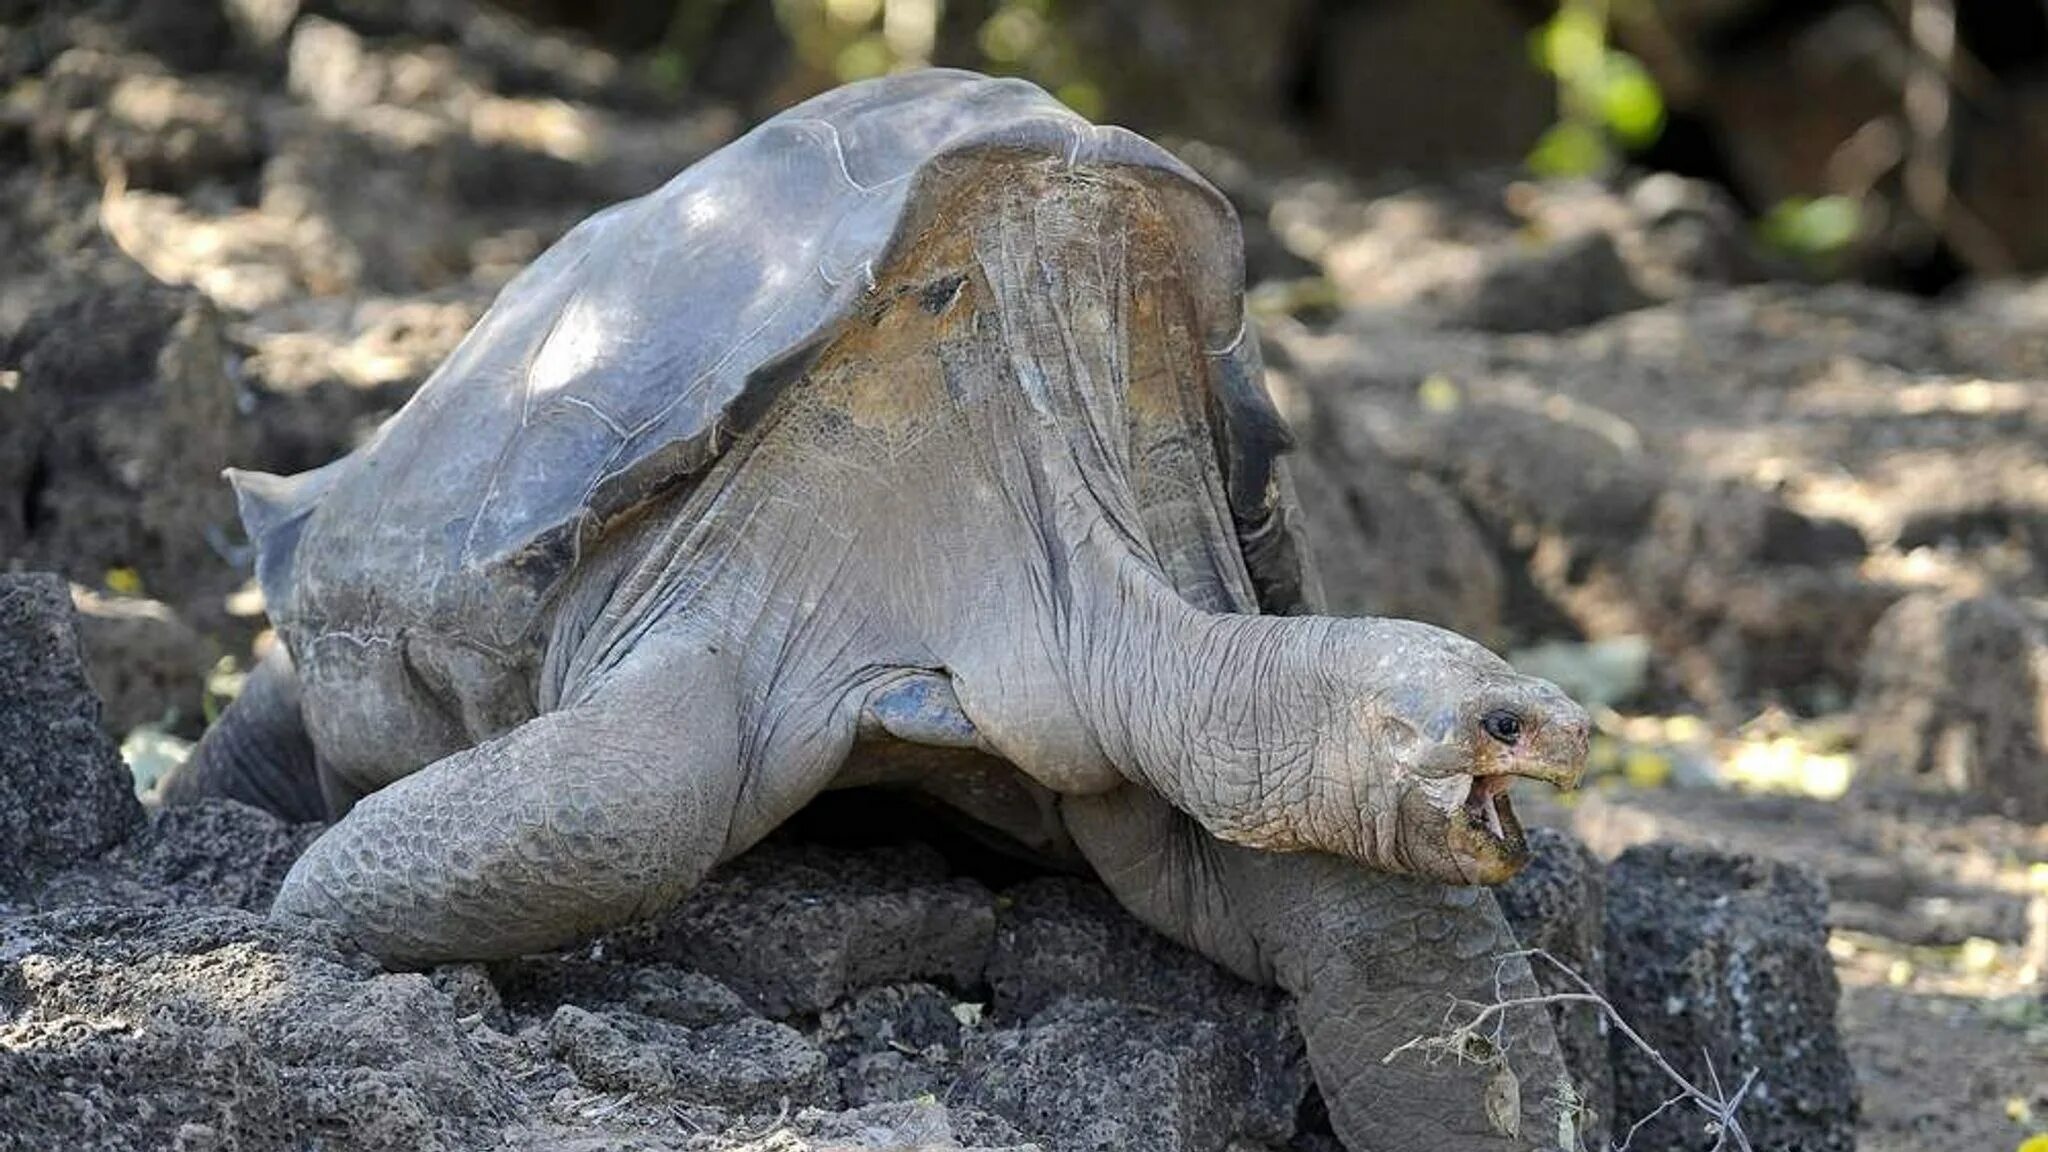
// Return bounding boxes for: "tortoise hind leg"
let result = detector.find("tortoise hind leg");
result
[160,646,327,823]
[271,630,752,966]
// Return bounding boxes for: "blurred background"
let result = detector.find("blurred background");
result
[496,0,2048,290]
[0,2,2044,1149]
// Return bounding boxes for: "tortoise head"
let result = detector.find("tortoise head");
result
[1332,618,1588,884]
[1211,618,1591,885]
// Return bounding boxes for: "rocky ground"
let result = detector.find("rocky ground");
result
[1,1,2043,1150]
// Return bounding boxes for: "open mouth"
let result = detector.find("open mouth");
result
[1440,772,1529,872]
[1422,754,1584,881]
[1462,773,1517,842]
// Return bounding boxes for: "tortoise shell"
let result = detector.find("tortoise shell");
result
[234,69,1307,653]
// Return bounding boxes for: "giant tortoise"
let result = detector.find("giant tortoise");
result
[168,69,1593,1149]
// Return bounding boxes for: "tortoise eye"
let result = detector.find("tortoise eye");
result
[1481,710,1524,745]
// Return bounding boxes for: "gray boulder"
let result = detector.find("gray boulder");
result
[0,572,144,893]
[606,842,996,1018]
[1853,592,2048,820]
[1603,845,1857,1151]
[957,997,1293,1152]
[544,1003,834,1114]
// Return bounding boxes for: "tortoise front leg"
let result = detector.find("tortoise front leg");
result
[1064,786,1576,1151]
[273,633,748,967]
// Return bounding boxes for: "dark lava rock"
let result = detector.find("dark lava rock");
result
[609,842,996,1017]
[834,1047,954,1110]
[0,904,516,1152]
[0,851,1018,1150]
[31,797,322,912]
[0,572,144,892]
[491,954,755,1030]
[977,878,1307,1152]
[1603,845,1857,1152]
[1394,396,1663,556]
[1442,230,1651,334]
[1630,480,1892,711]
[1285,439,1506,645]
[1853,592,2048,820]
[776,1099,1041,1150]
[27,49,263,190]
[660,1015,837,1113]
[543,1004,834,1112]
[987,878,1287,1027]
[428,963,508,1033]
[818,981,965,1065]
[1496,827,1613,1149]
[957,997,1291,1152]
[544,1004,679,1097]
[818,981,969,1106]
[0,281,248,634]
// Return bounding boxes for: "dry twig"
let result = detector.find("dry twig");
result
[1382,948,1759,1152]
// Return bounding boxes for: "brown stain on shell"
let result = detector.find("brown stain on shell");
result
[805,157,1203,441]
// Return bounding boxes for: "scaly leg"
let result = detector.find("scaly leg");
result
[273,631,747,966]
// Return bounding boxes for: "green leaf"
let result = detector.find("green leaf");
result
[1527,121,1610,178]
[833,33,894,81]
[978,6,1046,64]
[645,49,688,94]
[1761,196,1862,256]
[1597,53,1665,145]
[1417,372,1463,414]
[1055,80,1103,119]
[1531,8,1605,81]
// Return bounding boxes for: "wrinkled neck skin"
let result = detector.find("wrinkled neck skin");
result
[1057,540,1413,861]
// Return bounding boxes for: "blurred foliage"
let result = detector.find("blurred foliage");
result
[1416,373,1462,416]
[972,0,1100,117]
[1759,194,1864,262]
[104,566,145,596]
[505,0,2048,284]
[752,0,1102,116]
[1526,0,1665,178]
[1526,3,1864,272]
[1508,636,1650,710]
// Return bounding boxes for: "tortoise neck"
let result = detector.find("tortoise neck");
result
[1073,552,1332,843]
